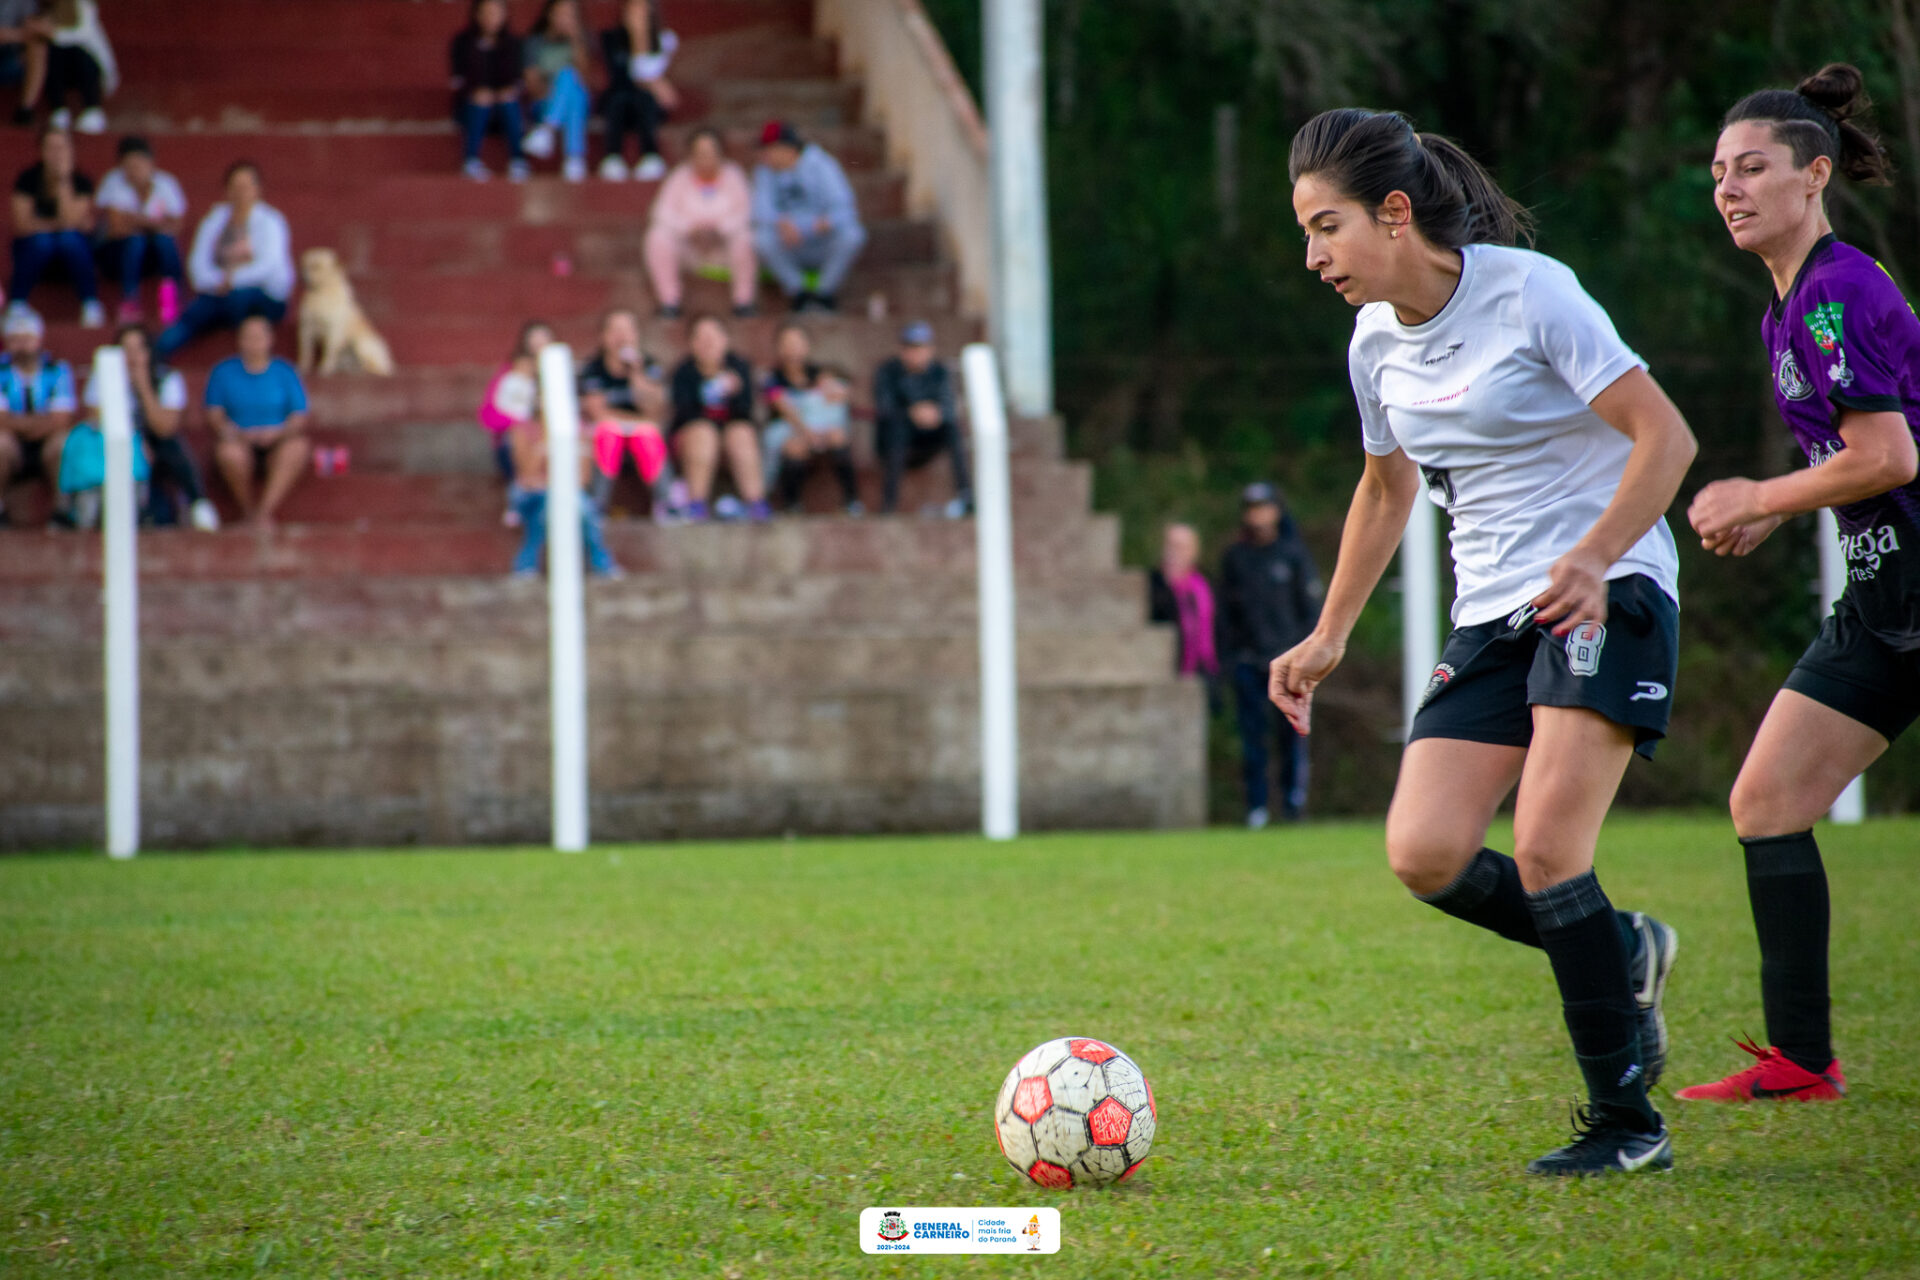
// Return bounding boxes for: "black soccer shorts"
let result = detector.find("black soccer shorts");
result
[1408,573,1679,761]
[1782,594,1920,743]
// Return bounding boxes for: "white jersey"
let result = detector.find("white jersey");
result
[1349,243,1679,626]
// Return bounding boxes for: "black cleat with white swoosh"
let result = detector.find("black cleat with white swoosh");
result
[1525,1106,1673,1177]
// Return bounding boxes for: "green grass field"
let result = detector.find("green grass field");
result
[5,817,1919,1278]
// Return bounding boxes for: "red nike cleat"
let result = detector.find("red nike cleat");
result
[1673,1036,1846,1102]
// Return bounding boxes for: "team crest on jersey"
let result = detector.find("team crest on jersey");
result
[1565,622,1606,677]
[1775,348,1814,400]
[1420,662,1456,708]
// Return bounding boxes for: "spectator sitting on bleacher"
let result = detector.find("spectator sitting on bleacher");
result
[0,302,75,525]
[873,321,969,517]
[85,323,217,530]
[520,0,591,184]
[0,0,50,129]
[479,319,555,528]
[10,123,103,327]
[764,321,858,514]
[95,135,186,326]
[205,314,308,527]
[578,306,669,516]
[451,0,529,184]
[597,0,677,182]
[155,161,293,360]
[33,0,113,135]
[645,126,756,320]
[752,120,865,315]
[669,314,767,522]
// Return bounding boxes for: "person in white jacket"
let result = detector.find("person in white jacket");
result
[155,161,294,360]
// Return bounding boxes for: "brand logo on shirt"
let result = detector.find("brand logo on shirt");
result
[1805,438,1844,467]
[1629,682,1668,702]
[1422,342,1464,366]
[1775,348,1814,401]
[1410,384,1470,407]
[1840,523,1903,582]
[1803,301,1855,388]
[1420,662,1456,708]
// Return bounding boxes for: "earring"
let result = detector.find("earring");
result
[1390,230,1400,238]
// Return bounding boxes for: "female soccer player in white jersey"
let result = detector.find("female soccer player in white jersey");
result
[1269,109,1699,1176]
[1680,65,1914,1105]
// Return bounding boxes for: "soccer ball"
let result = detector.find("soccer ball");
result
[993,1037,1156,1188]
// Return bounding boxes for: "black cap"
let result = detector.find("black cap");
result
[1241,482,1279,507]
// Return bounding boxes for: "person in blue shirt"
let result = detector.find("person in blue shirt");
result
[0,302,77,525]
[751,120,866,314]
[205,314,309,526]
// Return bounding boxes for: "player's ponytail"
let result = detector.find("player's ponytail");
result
[1288,108,1533,249]
[1723,62,1893,186]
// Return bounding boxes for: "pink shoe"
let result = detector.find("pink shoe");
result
[157,279,181,326]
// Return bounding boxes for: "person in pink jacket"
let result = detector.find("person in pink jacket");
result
[644,126,756,319]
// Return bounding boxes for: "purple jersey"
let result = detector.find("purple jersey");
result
[1764,235,1920,647]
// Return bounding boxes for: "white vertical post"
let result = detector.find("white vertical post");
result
[963,343,1019,840]
[984,0,1054,418]
[1400,495,1441,738]
[97,345,139,859]
[1818,508,1866,824]
[539,343,589,852]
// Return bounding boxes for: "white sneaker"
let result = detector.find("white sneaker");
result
[597,154,629,181]
[79,299,105,328]
[942,496,970,519]
[48,107,70,129]
[507,158,531,183]
[1246,806,1270,830]
[462,158,492,182]
[188,498,220,531]
[634,153,668,181]
[523,123,556,159]
[562,155,587,183]
[74,106,106,134]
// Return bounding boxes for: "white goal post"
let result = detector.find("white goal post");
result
[962,343,1020,840]
[98,345,140,859]
[538,343,590,852]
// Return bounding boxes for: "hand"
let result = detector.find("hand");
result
[1701,513,1784,557]
[650,79,679,110]
[472,88,496,107]
[1531,547,1610,636]
[777,218,803,248]
[813,216,831,235]
[1688,477,1770,544]
[909,401,941,429]
[1269,633,1346,735]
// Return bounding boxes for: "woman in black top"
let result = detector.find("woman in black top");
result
[668,314,767,521]
[8,123,99,324]
[449,0,527,182]
[598,0,678,180]
[765,321,859,512]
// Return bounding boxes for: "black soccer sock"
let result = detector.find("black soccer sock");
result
[1527,870,1659,1133]
[1742,831,1833,1073]
[1415,847,1542,948]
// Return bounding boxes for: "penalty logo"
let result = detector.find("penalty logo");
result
[1420,662,1456,708]
[1565,623,1606,677]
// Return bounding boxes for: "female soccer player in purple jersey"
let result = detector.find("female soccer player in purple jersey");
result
[1683,64,1918,1104]
[1272,110,1698,1175]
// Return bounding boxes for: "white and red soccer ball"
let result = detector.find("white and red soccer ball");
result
[993,1037,1156,1188]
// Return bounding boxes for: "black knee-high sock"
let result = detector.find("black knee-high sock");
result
[1527,870,1659,1132]
[1742,831,1832,1072]
[1416,848,1541,947]
[776,457,807,510]
[827,447,858,504]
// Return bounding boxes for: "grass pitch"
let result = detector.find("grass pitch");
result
[4,817,1919,1278]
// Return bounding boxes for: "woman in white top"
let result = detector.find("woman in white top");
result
[1269,109,1698,1177]
[154,160,293,360]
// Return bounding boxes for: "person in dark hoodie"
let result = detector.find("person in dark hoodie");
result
[1218,481,1322,825]
[449,0,528,183]
[871,321,969,516]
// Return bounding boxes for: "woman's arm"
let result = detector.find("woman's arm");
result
[1531,367,1697,633]
[1269,446,1422,732]
[1689,409,1918,554]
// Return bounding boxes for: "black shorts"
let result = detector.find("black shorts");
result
[14,435,46,481]
[1782,595,1920,743]
[1409,573,1679,761]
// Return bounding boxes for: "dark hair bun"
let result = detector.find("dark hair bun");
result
[1796,63,1869,122]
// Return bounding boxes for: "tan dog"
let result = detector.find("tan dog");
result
[297,247,394,376]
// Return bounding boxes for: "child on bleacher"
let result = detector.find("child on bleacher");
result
[508,376,620,580]
[478,319,555,529]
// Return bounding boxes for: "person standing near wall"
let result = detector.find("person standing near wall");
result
[1219,482,1321,827]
